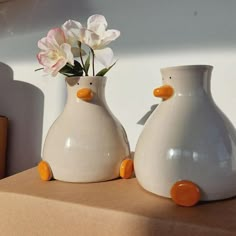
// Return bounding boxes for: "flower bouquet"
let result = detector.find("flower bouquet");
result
[36,14,120,77]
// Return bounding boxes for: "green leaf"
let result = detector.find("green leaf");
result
[84,53,90,76]
[60,61,83,77]
[59,66,73,74]
[73,60,83,74]
[60,72,74,77]
[35,68,44,72]
[96,61,117,76]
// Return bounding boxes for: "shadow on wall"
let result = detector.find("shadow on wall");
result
[0,62,44,176]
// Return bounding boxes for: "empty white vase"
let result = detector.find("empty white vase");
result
[38,76,133,182]
[134,65,236,206]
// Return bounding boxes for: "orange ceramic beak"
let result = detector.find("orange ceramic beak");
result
[153,85,174,100]
[77,88,94,101]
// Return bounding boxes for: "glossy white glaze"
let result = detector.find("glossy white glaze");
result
[134,65,236,201]
[43,76,130,182]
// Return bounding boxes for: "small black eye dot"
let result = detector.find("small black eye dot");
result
[77,82,79,85]
[90,82,93,85]
[169,76,172,79]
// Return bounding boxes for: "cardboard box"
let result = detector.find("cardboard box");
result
[0,168,235,235]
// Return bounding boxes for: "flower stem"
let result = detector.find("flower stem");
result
[78,41,87,76]
[90,48,95,76]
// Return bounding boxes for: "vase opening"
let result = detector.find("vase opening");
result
[160,65,213,73]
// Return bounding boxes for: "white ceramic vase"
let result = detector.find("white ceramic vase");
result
[38,76,133,182]
[134,65,236,206]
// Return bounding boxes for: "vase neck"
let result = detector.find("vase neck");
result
[161,65,213,96]
[65,76,108,106]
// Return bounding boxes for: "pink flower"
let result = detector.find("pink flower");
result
[37,28,74,77]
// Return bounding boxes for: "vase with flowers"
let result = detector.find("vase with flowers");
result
[36,14,133,182]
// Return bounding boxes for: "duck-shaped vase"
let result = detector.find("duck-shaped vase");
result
[134,65,236,206]
[38,76,133,182]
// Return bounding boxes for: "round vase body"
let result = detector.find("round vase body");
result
[43,76,130,182]
[134,65,236,201]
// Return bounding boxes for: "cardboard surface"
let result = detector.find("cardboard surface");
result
[0,168,235,235]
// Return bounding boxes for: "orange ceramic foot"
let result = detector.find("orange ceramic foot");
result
[170,180,200,207]
[38,161,53,181]
[120,159,134,179]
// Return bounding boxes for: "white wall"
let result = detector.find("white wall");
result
[0,0,236,175]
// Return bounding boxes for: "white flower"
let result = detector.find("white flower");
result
[62,20,82,46]
[62,14,120,68]
[86,14,120,49]
[61,20,85,57]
